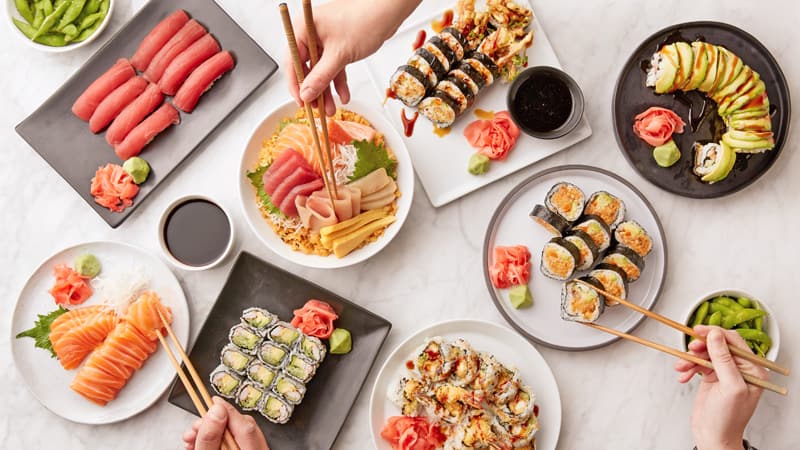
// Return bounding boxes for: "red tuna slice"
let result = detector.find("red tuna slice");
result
[144,20,207,83]
[279,178,324,217]
[173,51,235,112]
[89,77,148,133]
[327,120,376,145]
[114,103,180,160]
[105,83,164,146]
[72,59,136,121]
[270,166,319,207]
[158,34,220,96]
[131,9,190,72]
[263,151,307,196]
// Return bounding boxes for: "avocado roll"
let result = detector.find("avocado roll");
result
[602,246,645,283]
[210,365,242,399]
[540,237,580,281]
[584,191,626,229]
[299,335,326,364]
[259,341,289,368]
[491,365,521,405]
[646,44,680,94]
[530,204,570,236]
[408,47,447,88]
[221,344,253,374]
[435,76,474,113]
[440,27,467,60]
[693,142,736,183]
[561,276,605,322]
[229,324,261,353]
[286,354,317,383]
[494,385,535,425]
[275,375,307,405]
[471,353,501,393]
[564,230,599,271]
[572,215,612,252]
[235,381,265,411]
[389,65,428,107]
[614,220,653,257]
[268,322,300,347]
[446,338,480,387]
[589,264,629,306]
[545,182,586,222]
[418,91,459,128]
[247,361,277,388]
[261,394,293,424]
[241,307,276,333]
[415,337,454,382]
[425,36,457,70]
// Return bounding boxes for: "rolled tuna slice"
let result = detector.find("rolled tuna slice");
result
[131,9,190,72]
[114,103,180,160]
[143,19,207,83]
[279,178,324,217]
[72,59,136,121]
[159,34,221,96]
[172,50,235,112]
[89,76,149,133]
[296,194,338,233]
[105,83,164,146]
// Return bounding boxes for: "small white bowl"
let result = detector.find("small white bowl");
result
[680,288,780,362]
[5,0,115,53]
[158,195,235,271]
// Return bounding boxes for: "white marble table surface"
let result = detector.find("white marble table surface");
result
[1,0,797,448]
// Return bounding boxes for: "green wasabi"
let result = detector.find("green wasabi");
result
[653,139,681,168]
[73,253,101,277]
[123,157,150,184]
[468,153,490,175]
[329,328,352,354]
[509,284,533,309]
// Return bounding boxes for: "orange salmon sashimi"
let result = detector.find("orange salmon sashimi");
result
[125,291,173,340]
[52,311,119,370]
[71,365,128,406]
[274,120,377,175]
[49,305,107,345]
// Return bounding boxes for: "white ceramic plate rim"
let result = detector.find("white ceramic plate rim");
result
[5,0,115,53]
[238,97,415,269]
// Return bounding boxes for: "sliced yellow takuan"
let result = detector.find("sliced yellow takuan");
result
[332,216,397,258]
[320,208,390,248]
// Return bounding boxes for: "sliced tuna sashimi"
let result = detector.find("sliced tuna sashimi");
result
[327,120,376,145]
[158,34,221,96]
[262,149,313,195]
[275,123,341,175]
[279,178,324,216]
[143,20,207,83]
[90,163,140,213]
[271,166,319,207]
[131,9,190,72]
[114,103,180,160]
[72,59,136,121]
[173,50,235,112]
[105,83,164,146]
[89,76,148,133]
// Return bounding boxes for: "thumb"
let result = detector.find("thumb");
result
[222,401,269,450]
[706,328,745,389]
[195,403,228,450]
[300,49,345,104]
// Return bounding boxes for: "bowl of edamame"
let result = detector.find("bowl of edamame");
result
[5,0,114,52]
[682,289,780,362]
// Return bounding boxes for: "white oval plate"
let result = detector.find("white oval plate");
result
[239,98,414,269]
[369,319,562,450]
[483,165,668,350]
[10,241,190,424]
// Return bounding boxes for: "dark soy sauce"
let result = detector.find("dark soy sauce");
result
[512,73,572,132]
[164,199,230,267]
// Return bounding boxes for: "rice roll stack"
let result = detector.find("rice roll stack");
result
[235,382,265,411]
[299,335,327,364]
[572,215,612,252]
[418,92,460,128]
[259,341,289,368]
[602,246,645,283]
[408,48,447,88]
[614,220,653,257]
[452,61,486,93]
[440,27,467,60]
[221,344,253,374]
[590,263,629,306]
[435,76,474,114]
[229,324,261,353]
[268,322,301,347]
[540,237,580,281]
[261,394,293,424]
[210,365,242,399]
[415,337,454,382]
[275,375,307,405]
[424,37,456,71]
[494,385,535,424]
[389,65,429,107]
[446,338,480,387]
[545,182,586,222]
[561,276,605,323]
[286,354,317,383]
[564,230,599,271]
[530,204,570,236]
[247,361,277,388]
[241,307,276,333]
[584,191,626,230]
[468,52,500,81]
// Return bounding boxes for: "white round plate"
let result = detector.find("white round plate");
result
[239,98,414,269]
[5,0,115,53]
[369,319,562,450]
[484,165,668,350]
[10,241,190,424]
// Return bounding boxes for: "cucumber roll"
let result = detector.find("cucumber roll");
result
[221,344,253,374]
[589,264,629,306]
[229,324,261,353]
[561,276,605,323]
[491,365,521,405]
[436,76,475,114]
[602,246,645,283]
[299,335,326,364]
[494,385,535,424]
[268,322,301,347]
[408,47,447,88]
[275,375,307,405]
[572,215,612,252]
[261,394,293,424]
[471,353,501,393]
[418,91,460,128]
[389,65,429,107]
[564,230,599,271]
[446,338,480,387]
[425,36,457,70]
[286,355,317,383]
[210,365,242,399]
[241,307,277,334]
[540,237,580,281]
[247,361,277,388]
[440,27,467,61]
[530,204,570,236]
[259,341,289,368]
[584,191,626,229]
[235,381,265,411]
[614,220,653,257]
[415,337,454,382]
[545,182,586,222]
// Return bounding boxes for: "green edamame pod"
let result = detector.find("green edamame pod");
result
[42,0,53,15]
[16,0,35,24]
[77,11,102,31]
[736,297,752,308]
[752,301,764,331]
[62,24,79,41]
[33,0,69,39]
[715,297,744,311]
[84,0,101,14]
[722,309,766,329]
[57,0,87,31]
[707,311,722,326]
[73,0,105,42]
[738,320,751,329]
[735,329,772,347]
[13,18,37,39]
[758,341,770,356]
[709,303,734,316]
[34,32,67,46]
[32,3,44,28]
[691,302,710,327]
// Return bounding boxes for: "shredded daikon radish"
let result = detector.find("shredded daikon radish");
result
[91,265,150,316]
[334,143,358,185]
[269,212,303,231]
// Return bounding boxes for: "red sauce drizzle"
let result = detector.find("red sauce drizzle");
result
[432,9,454,33]
[534,404,539,417]
[405,360,415,370]
[412,30,427,51]
[424,349,439,360]
[401,109,419,137]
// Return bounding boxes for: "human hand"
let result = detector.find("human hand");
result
[182,397,269,450]
[674,325,768,450]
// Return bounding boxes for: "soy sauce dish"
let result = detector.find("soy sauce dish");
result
[507,66,584,139]
[158,195,234,271]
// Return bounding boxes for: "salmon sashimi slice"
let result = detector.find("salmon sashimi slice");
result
[327,120,377,145]
[270,166,319,209]
[90,164,140,213]
[144,20,207,83]
[105,83,164,146]
[263,149,313,195]
[275,123,342,176]
[72,59,136,121]
[49,305,106,345]
[125,291,173,340]
[131,9,190,72]
[71,365,127,406]
[159,34,220,96]
[114,102,180,161]
[53,311,118,370]
[173,51,235,113]
[49,264,93,307]
[280,178,324,217]
[89,76,148,133]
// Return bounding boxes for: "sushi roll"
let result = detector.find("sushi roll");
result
[259,341,289,368]
[268,322,301,347]
[584,191,626,230]
[530,204,570,236]
[286,355,317,383]
[540,237,580,281]
[491,365,521,405]
[298,335,327,365]
[435,76,475,114]
[389,65,428,107]
[471,353,501,393]
[394,377,431,416]
[464,52,499,86]
[210,365,241,399]
[247,361,277,388]
[503,413,540,448]
[572,215,612,252]
[432,384,478,424]
[449,63,482,96]
[446,338,480,387]
[274,375,307,405]
[408,47,447,89]
[693,142,736,183]
[229,324,261,353]
[614,220,653,257]
[424,36,457,70]
[440,27,468,61]
[602,246,645,283]
[261,394,293,424]
[241,307,276,334]
[494,385,535,424]
[564,230,599,271]
[451,411,496,448]
[415,337,454,382]
[418,91,460,128]
[561,276,605,323]
[646,44,680,94]
[545,182,586,222]
[589,264,629,306]
[221,344,253,374]
[235,381,265,411]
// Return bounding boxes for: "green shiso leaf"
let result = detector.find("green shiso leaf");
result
[15,306,69,358]
[246,164,283,217]
[348,139,397,182]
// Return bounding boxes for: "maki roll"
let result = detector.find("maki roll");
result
[415,337,454,382]
[589,264,629,306]
[408,47,447,89]
[241,307,276,333]
[446,338,480,387]
[247,361,277,388]
[286,355,317,383]
[424,36,457,71]
[440,27,467,61]
[503,413,540,448]
[394,377,431,416]
[564,230,599,271]
[299,335,327,365]
[572,215,612,252]
[261,394,293,424]
[491,365,521,405]
[451,411,496,448]
[274,375,307,405]
[584,191,626,230]
[545,182,586,222]
[561,276,605,323]
[540,237,580,281]
[210,365,241,399]
[602,246,645,283]
[389,65,429,107]
[464,52,499,86]
[646,44,680,94]
[471,353,501,393]
[693,142,736,183]
[614,220,653,257]
[235,382,265,411]
[432,384,479,424]
[229,324,261,353]
[435,76,475,114]
[530,204,570,236]
[268,322,301,347]
[221,344,253,374]
[450,62,483,96]
[418,92,460,128]
[259,341,289,368]
[494,385,535,424]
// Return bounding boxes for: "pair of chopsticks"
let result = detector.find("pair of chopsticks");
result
[575,279,789,396]
[155,310,240,450]
[279,1,338,212]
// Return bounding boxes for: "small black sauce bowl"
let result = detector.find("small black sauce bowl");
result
[506,66,585,139]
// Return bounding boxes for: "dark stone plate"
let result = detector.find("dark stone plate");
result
[612,21,790,198]
[168,252,392,450]
[15,0,277,227]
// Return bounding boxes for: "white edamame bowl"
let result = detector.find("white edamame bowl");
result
[5,0,114,53]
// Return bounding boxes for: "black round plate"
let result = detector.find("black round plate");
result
[612,21,790,198]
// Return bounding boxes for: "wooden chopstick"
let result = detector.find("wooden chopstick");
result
[301,0,338,197]
[581,322,788,396]
[575,279,790,376]
[279,3,337,211]
[156,311,240,450]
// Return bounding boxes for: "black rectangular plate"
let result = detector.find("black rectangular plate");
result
[168,252,392,450]
[15,0,277,227]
